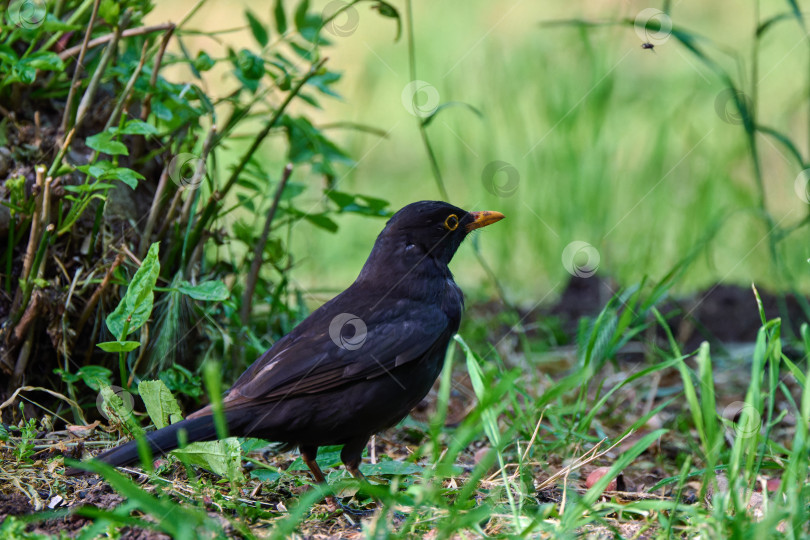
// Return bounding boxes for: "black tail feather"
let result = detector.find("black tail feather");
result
[65,416,218,476]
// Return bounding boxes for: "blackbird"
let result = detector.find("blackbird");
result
[66,200,503,488]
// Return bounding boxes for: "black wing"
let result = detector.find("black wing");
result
[221,291,455,406]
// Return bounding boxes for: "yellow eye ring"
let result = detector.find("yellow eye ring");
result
[444,214,459,231]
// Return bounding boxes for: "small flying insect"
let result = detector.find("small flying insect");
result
[641,42,655,51]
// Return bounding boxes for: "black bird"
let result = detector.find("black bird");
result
[66,201,503,489]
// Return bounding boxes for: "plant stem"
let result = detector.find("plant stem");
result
[240,163,293,325]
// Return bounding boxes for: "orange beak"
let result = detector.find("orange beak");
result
[466,211,505,232]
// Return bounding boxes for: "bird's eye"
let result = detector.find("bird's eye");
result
[444,214,459,231]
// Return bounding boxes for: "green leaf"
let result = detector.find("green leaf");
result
[294,0,309,31]
[372,1,402,40]
[77,160,114,179]
[86,131,128,156]
[98,384,143,436]
[139,380,184,429]
[304,213,338,232]
[274,0,287,34]
[97,340,141,353]
[250,469,281,482]
[106,243,161,339]
[280,181,306,200]
[245,9,269,47]
[194,51,215,72]
[177,280,230,301]
[41,15,82,32]
[361,461,424,476]
[99,167,145,189]
[116,119,158,136]
[54,365,112,391]
[171,439,244,481]
[22,51,64,71]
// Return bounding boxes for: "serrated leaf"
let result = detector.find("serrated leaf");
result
[177,280,230,301]
[139,380,184,429]
[246,9,269,46]
[98,384,143,436]
[171,438,243,481]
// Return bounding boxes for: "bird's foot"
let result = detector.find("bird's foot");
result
[326,496,376,518]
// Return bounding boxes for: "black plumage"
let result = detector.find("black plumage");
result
[66,200,503,487]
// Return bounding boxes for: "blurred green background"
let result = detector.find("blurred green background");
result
[146,0,810,307]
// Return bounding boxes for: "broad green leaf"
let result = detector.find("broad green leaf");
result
[97,340,140,353]
[177,280,230,301]
[361,461,424,476]
[99,167,144,189]
[106,243,161,339]
[171,438,244,481]
[250,469,281,482]
[22,51,63,71]
[86,131,128,156]
[116,119,158,136]
[54,365,112,391]
[99,384,143,436]
[139,380,184,429]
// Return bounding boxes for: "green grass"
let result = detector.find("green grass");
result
[164,0,807,301]
[4,1,810,537]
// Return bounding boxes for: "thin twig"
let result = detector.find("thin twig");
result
[58,22,175,60]
[76,252,125,337]
[103,40,149,132]
[139,166,170,258]
[20,166,46,285]
[240,163,293,324]
[178,124,218,228]
[74,12,132,131]
[185,58,327,258]
[60,0,101,133]
[140,24,176,123]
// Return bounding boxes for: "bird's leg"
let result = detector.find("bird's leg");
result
[301,446,338,509]
[341,440,382,509]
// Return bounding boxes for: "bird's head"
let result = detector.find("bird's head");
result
[362,201,504,272]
